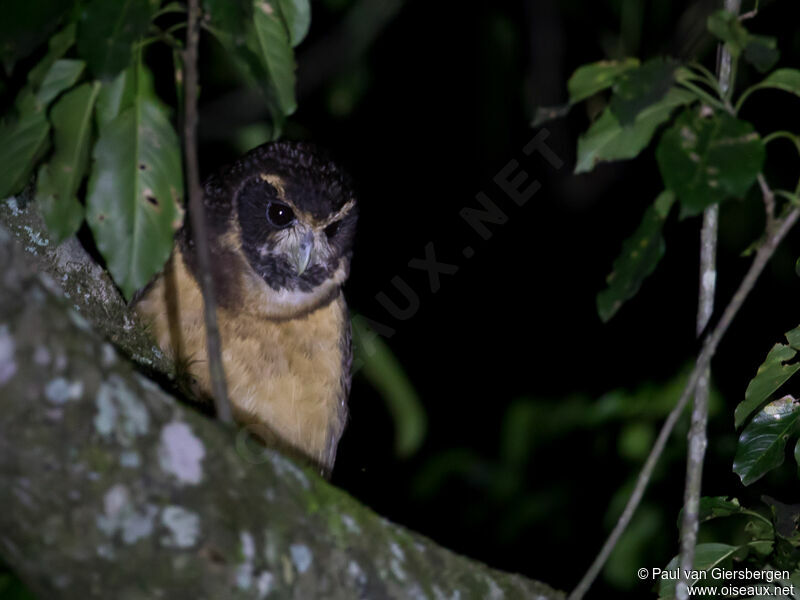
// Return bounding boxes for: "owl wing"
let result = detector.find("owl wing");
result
[322,296,352,475]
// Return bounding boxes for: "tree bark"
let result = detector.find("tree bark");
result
[0,195,564,600]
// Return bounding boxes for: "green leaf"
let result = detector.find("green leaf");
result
[656,110,765,217]
[707,10,750,57]
[610,57,675,126]
[735,326,800,428]
[795,438,800,480]
[697,496,744,521]
[575,87,693,174]
[744,36,780,73]
[86,62,183,299]
[251,1,297,115]
[351,315,427,458]
[96,69,136,128]
[204,0,252,36]
[77,0,159,80]
[597,190,674,322]
[740,69,800,109]
[734,395,800,486]
[567,58,639,104]
[36,82,101,243]
[275,0,311,47]
[707,10,779,73]
[659,543,740,599]
[27,24,76,87]
[0,113,50,198]
[35,58,85,107]
[205,0,297,124]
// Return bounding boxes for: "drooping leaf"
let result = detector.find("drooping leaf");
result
[567,57,640,104]
[707,10,750,57]
[734,395,800,486]
[656,109,765,217]
[86,62,183,299]
[741,69,800,107]
[610,57,676,125]
[574,87,693,174]
[76,0,159,79]
[204,0,252,36]
[735,326,800,428]
[697,497,744,521]
[0,47,87,198]
[707,10,779,73]
[36,82,101,242]
[34,58,85,107]
[95,67,136,127]
[596,190,674,322]
[205,0,297,126]
[659,543,740,599]
[276,0,311,47]
[351,315,427,458]
[0,113,50,198]
[744,36,780,73]
[251,1,297,115]
[795,438,800,480]
[26,24,76,87]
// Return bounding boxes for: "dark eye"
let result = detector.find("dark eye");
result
[266,202,295,228]
[324,220,341,239]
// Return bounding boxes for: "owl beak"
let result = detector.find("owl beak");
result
[292,230,315,275]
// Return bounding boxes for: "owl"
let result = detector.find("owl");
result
[135,141,358,475]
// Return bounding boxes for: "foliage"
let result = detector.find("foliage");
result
[658,496,800,598]
[540,9,800,321]
[540,4,800,595]
[0,0,310,299]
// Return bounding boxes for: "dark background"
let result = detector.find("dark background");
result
[189,0,800,596]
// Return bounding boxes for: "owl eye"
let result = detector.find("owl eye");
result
[266,202,295,228]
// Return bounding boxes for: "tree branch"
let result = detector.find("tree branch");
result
[568,203,799,600]
[0,224,564,600]
[182,0,232,423]
[677,2,740,594]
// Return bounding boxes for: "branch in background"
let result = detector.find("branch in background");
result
[677,1,740,594]
[0,195,170,375]
[569,203,800,600]
[0,225,564,600]
[182,0,232,423]
[758,173,776,232]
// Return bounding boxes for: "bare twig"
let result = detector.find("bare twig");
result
[676,2,740,595]
[758,173,776,232]
[677,203,717,600]
[568,204,800,600]
[182,0,233,423]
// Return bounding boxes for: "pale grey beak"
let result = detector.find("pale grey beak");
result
[291,230,315,275]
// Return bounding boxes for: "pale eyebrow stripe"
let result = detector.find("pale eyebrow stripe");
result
[318,199,356,228]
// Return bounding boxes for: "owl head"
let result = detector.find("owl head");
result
[182,141,358,319]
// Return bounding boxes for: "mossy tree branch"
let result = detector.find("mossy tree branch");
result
[0,199,564,599]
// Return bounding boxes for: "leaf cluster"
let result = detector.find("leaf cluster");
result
[0,0,310,299]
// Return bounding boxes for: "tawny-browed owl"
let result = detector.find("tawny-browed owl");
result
[135,141,357,475]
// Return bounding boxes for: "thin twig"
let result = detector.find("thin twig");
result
[676,2,740,594]
[677,203,718,600]
[568,205,800,600]
[758,173,776,233]
[182,0,233,423]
